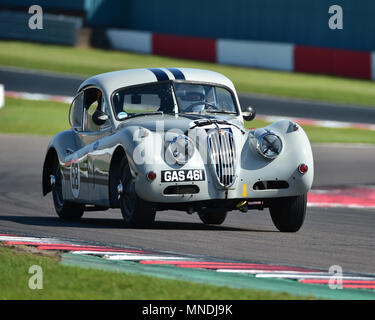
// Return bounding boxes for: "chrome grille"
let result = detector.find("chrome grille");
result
[207,129,238,187]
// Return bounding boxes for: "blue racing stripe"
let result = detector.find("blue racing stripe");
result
[167,68,185,80]
[148,68,170,81]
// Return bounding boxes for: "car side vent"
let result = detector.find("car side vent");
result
[253,180,289,190]
[163,185,200,195]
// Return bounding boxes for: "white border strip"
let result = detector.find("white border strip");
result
[107,29,152,54]
[5,90,73,104]
[217,39,294,71]
[217,270,327,275]
[103,255,190,261]
[0,236,60,243]
[256,274,375,280]
[71,251,191,261]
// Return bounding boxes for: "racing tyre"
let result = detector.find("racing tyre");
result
[198,208,227,225]
[269,194,307,232]
[118,157,156,227]
[52,157,84,221]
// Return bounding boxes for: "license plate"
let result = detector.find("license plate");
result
[161,169,205,182]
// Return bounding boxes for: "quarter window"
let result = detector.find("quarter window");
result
[69,92,84,131]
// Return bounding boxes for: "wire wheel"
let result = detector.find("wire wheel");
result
[51,156,84,221]
[118,157,156,227]
[52,160,64,211]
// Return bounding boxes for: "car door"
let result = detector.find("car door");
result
[79,87,113,205]
[64,91,90,203]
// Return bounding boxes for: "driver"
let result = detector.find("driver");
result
[176,85,207,113]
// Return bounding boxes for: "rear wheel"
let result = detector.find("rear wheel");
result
[118,157,156,227]
[198,208,227,225]
[269,194,307,232]
[52,157,84,221]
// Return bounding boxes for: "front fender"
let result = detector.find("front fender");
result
[245,120,314,192]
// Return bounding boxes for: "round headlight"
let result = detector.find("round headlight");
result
[257,131,283,159]
[166,135,195,164]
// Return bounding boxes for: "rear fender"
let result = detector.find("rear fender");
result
[42,130,80,196]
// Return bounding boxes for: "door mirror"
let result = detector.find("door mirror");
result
[242,106,256,122]
[92,110,109,126]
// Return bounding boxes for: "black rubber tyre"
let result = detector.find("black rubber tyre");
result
[269,194,307,232]
[52,157,84,221]
[198,208,227,225]
[118,157,156,227]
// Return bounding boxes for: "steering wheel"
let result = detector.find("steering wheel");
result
[185,102,218,113]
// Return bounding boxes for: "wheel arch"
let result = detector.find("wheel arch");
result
[42,147,58,196]
[108,145,126,208]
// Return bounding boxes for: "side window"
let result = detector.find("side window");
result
[83,88,110,132]
[69,92,84,131]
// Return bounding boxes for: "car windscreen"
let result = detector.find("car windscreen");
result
[112,82,175,119]
[174,83,237,115]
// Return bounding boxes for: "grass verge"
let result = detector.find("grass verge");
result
[0,245,309,299]
[1,97,374,144]
[1,40,375,107]
[0,98,69,135]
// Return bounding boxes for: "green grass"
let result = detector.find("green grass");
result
[0,98,70,135]
[1,40,375,107]
[298,125,375,144]
[1,97,375,144]
[0,245,309,299]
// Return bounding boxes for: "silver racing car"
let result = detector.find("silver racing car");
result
[42,68,314,232]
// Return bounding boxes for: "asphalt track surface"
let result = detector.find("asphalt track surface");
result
[0,135,374,275]
[2,66,375,124]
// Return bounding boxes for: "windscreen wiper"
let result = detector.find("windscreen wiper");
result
[203,110,237,115]
[189,118,246,134]
[126,111,164,119]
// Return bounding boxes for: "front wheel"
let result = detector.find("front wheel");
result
[118,157,156,227]
[52,157,84,221]
[269,194,307,232]
[198,208,227,225]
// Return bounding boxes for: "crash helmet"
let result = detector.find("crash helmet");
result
[176,84,206,112]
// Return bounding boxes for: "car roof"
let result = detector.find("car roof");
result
[78,68,236,95]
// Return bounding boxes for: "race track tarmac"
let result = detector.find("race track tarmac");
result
[0,135,374,274]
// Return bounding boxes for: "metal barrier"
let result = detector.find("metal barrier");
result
[0,10,82,46]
